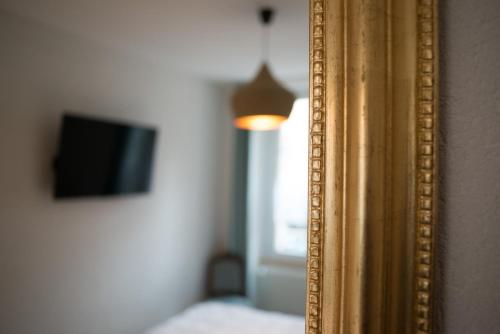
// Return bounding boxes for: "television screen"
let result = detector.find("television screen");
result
[54,114,157,198]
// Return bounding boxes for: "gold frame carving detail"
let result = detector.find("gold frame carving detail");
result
[306,0,439,333]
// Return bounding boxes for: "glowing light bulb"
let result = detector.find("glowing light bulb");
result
[234,115,287,131]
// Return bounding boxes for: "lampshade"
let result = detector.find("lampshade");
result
[232,63,295,131]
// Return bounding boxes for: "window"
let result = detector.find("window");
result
[273,98,309,257]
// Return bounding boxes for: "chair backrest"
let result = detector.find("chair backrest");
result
[207,253,245,298]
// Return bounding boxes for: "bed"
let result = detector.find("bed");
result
[144,301,305,334]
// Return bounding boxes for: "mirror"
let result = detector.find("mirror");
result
[0,1,308,334]
[306,0,440,333]
[0,0,439,333]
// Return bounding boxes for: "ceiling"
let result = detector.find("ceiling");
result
[0,0,308,86]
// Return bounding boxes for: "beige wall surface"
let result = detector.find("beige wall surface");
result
[439,0,500,333]
[0,10,229,334]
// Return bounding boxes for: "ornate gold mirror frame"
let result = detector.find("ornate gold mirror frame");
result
[306,0,439,333]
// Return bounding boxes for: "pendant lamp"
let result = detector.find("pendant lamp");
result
[232,7,295,131]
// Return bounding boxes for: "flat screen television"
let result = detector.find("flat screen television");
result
[54,113,157,198]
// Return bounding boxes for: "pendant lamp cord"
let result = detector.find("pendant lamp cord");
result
[262,25,270,62]
[259,7,274,63]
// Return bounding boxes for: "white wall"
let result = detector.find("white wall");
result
[254,262,306,316]
[0,10,228,334]
[439,0,500,333]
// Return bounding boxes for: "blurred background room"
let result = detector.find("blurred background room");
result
[0,1,308,333]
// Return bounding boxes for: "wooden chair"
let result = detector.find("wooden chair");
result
[206,253,246,298]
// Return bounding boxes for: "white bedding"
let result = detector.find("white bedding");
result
[144,301,305,334]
